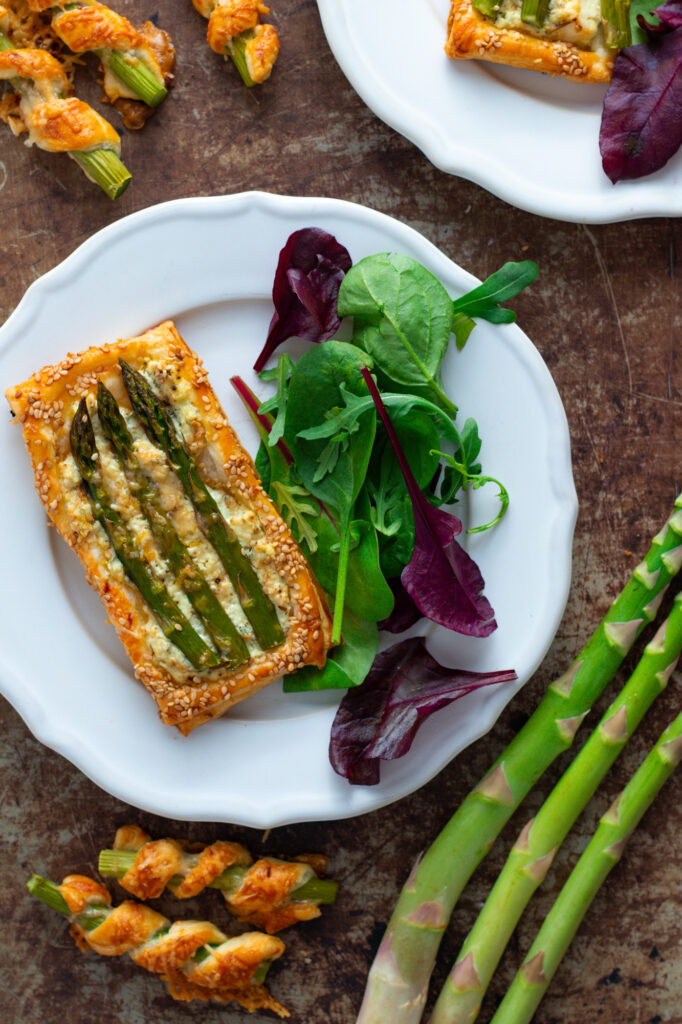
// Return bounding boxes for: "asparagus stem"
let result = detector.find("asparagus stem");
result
[97,383,249,667]
[70,149,131,200]
[98,48,167,106]
[601,0,631,49]
[120,362,285,651]
[26,874,71,915]
[227,31,256,87]
[70,399,221,671]
[27,875,109,930]
[490,709,682,1024]
[430,592,682,1024]
[28,874,279,981]
[97,848,339,905]
[471,0,501,18]
[521,0,550,29]
[355,496,682,1024]
[0,32,131,199]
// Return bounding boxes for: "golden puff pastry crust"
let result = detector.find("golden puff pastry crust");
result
[445,0,614,84]
[5,321,333,733]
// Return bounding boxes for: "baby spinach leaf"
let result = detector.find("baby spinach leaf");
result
[309,501,394,623]
[451,261,538,324]
[283,607,378,692]
[337,252,457,416]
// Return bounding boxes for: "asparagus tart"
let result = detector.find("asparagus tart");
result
[445,0,618,82]
[5,320,332,731]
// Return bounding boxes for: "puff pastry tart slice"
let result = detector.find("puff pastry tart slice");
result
[5,320,333,732]
[445,0,616,83]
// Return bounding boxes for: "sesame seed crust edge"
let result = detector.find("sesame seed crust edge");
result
[5,319,333,734]
[445,0,614,84]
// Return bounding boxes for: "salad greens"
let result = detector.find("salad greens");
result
[233,229,536,781]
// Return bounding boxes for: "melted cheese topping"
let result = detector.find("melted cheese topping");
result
[492,0,608,54]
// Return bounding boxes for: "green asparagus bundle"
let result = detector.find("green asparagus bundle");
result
[27,873,287,1014]
[0,31,131,199]
[70,398,220,670]
[490,707,682,1024]
[96,383,248,668]
[356,495,682,1024]
[429,590,682,1024]
[120,360,285,651]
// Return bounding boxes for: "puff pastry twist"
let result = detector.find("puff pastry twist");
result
[0,8,130,195]
[29,872,288,1016]
[0,26,119,152]
[102,824,333,934]
[192,0,279,84]
[25,0,170,110]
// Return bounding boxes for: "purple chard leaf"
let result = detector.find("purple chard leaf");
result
[329,636,517,784]
[652,0,682,28]
[253,227,352,372]
[600,26,682,182]
[361,368,497,638]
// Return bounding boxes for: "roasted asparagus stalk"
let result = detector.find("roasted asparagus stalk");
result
[99,824,339,933]
[0,15,130,197]
[27,872,288,1015]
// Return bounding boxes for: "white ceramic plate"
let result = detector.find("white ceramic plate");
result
[316,0,682,223]
[0,192,576,826]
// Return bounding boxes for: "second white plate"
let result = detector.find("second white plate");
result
[316,0,682,223]
[0,192,576,826]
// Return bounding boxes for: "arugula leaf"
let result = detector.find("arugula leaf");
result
[271,479,319,551]
[283,607,378,691]
[245,370,394,625]
[437,417,483,505]
[298,386,457,457]
[337,252,458,416]
[258,353,294,445]
[451,261,538,324]
[284,343,376,522]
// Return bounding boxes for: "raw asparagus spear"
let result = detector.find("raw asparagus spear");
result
[97,383,248,667]
[70,398,220,671]
[430,591,682,1024]
[98,847,338,906]
[490,708,682,1024]
[0,32,131,199]
[27,875,277,988]
[120,361,285,650]
[356,495,682,1024]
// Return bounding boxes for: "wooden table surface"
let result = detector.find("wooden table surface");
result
[1,4,681,1023]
